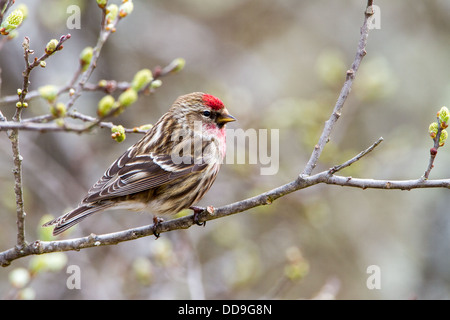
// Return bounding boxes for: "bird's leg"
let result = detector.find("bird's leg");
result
[189,206,206,227]
[152,216,164,239]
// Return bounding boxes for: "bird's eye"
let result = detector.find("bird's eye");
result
[202,110,211,117]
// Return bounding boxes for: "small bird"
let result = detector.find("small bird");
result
[43,92,236,236]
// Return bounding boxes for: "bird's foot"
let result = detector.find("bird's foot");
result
[189,206,206,227]
[152,216,164,239]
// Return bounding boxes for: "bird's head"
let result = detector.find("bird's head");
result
[173,92,236,133]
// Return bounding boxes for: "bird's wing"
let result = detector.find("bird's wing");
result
[82,148,207,203]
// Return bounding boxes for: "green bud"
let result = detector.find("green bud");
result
[111,125,126,142]
[135,124,153,132]
[45,39,59,54]
[131,69,153,91]
[38,85,58,102]
[119,0,134,17]
[22,102,28,108]
[98,79,108,88]
[96,0,108,9]
[17,88,22,96]
[16,101,22,108]
[39,61,46,68]
[438,106,450,128]
[169,58,185,73]
[97,95,116,117]
[440,129,448,147]
[9,268,30,288]
[150,79,162,89]
[106,4,118,23]
[0,9,24,35]
[429,122,438,138]
[118,88,138,107]
[79,46,93,71]
[51,102,67,118]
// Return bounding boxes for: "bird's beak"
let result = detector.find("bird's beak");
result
[216,112,236,125]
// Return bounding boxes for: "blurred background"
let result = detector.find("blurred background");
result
[1,0,450,299]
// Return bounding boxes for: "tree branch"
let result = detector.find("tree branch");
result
[2,161,449,266]
[302,0,374,176]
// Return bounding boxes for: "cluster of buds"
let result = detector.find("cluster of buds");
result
[429,106,449,147]
[104,0,133,31]
[97,68,157,117]
[111,125,126,142]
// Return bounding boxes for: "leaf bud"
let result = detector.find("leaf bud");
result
[79,46,93,71]
[51,102,67,118]
[106,4,118,24]
[438,106,450,128]
[0,9,24,35]
[150,79,162,89]
[97,95,116,117]
[96,0,108,9]
[118,88,138,107]
[429,122,438,139]
[111,125,126,142]
[38,85,58,102]
[131,69,153,91]
[45,39,59,54]
[439,129,448,147]
[119,0,134,18]
[168,57,185,74]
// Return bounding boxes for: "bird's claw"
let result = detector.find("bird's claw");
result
[190,206,206,227]
[152,216,164,239]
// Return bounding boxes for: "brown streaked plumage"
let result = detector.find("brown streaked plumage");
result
[43,92,236,235]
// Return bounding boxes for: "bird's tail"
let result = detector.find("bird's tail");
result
[42,202,114,236]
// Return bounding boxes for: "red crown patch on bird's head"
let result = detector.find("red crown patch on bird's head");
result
[202,94,224,111]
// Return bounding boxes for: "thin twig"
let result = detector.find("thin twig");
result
[302,0,374,176]
[64,13,122,114]
[0,118,148,134]
[328,137,383,174]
